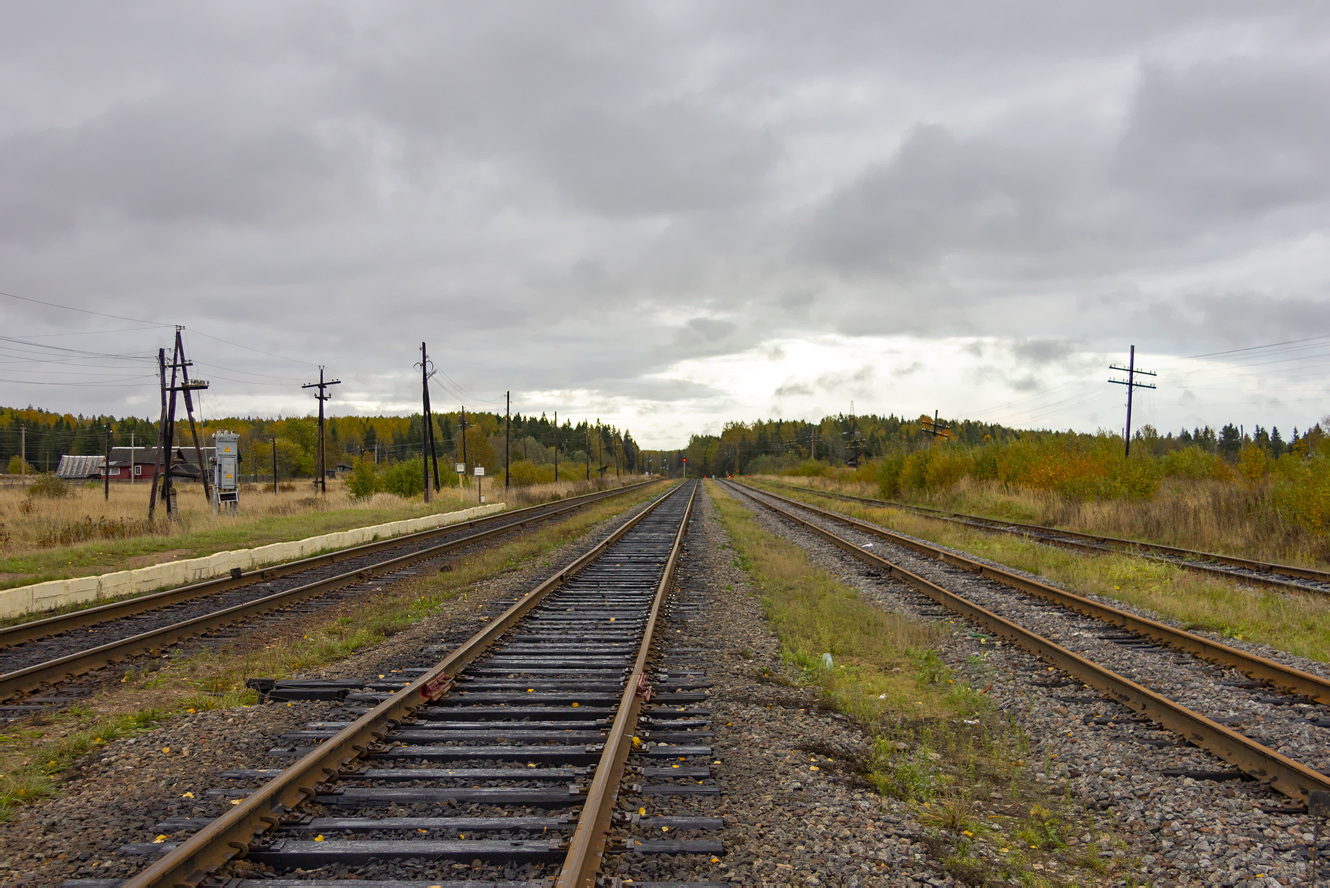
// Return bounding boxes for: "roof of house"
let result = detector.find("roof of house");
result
[108,446,212,469]
[55,455,106,479]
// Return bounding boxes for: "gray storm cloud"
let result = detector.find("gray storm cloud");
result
[0,2,1327,442]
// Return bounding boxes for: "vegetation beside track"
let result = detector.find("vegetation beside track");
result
[764,458,1330,571]
[751,480,1330,664]
[708,482,1127,886]
[0,482,669,820]
[0,476,645,591]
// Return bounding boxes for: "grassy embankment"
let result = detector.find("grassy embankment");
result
[770,439,1330,570]
[708,482,1126,886]
[0,475,644,592]
[755,478,1330,664]
[0,481,670,819]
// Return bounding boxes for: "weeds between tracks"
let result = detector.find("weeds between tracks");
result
[0,483,665,821]
[708,482,1124,886]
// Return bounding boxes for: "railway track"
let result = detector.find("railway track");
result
[98,480,724,887]
[0,481,659,709]
[724,481,1330,807]
[758,480,1330,597]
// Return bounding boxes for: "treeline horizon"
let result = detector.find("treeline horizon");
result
[0,405,641,481]
[678,412,1329,478]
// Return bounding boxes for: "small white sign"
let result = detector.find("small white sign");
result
[473,466,485,476]
[455,463,465,473]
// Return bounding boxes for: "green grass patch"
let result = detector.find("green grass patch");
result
[753,481,1330,664]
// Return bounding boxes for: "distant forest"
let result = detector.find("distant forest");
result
[678,413,1324,478]
[0,406,640,481]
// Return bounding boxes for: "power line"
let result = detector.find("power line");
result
[1181,334,1330,361]
[184,328,321,368]
[0,290,168,326]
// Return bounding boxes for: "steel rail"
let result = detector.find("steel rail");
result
[124,482,686,888]
[737,482,1330,706]
[0,480,655,650]
[758,480,1330,593]
[0,482,664,702]
[557,481,696,887]
[724,481,1330,802]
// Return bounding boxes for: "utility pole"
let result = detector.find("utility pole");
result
[161,345,182,514]
[272,439,278,493]
[129,431,134,485]
[553,410,558,481]
[1109,345,1157,458]
[585,423,591,480]
[104,424,111,501]
[460,405,467,485]
[303,366,340,495]
[149,348,167,520]
[415,343,440,501]
[19,426,24,476]
[505,390,510,490]
[174,329,212,507]
[927,410,950,440]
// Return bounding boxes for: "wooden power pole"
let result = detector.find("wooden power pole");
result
[1109,345,1157,458]
[303,366,340,494]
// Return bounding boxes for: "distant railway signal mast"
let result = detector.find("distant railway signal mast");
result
[1109,345,1157,458]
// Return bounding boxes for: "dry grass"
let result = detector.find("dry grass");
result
[756,480,1330,664]
[766,472,1330,570]
[0,475,652,590]
[707,481,966,720]
[708,482,1124,885]
[0,481,665,819]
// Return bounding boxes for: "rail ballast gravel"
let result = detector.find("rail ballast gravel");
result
[122,481,701,887]
[725,480,1330,804]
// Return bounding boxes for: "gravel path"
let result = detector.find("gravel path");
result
[729,481,1324,886]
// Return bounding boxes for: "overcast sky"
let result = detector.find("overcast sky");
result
[3,2,1329,448]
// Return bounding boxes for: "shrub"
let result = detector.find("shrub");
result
[1236,444,1270,486]
[379,460,425,498]
[508,460,554,486]
[1161,446,1229,481]
[1271,454,1330,532]
[26,474,70,499]
[6,455,36,475]
[876,454,905,498]
[783,459,832,478]
[347,459,379,499]
[923,448,971,491]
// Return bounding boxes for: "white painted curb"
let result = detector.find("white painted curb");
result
[0,502,506,620]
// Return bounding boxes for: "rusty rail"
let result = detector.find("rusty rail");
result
[1,480,656,650]
[739,482,1330,706]
[759,480,1330,593]
[724,481,1330,802]
[124,482,683,887]
[557,481,696,887]
[0,483,661,702]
